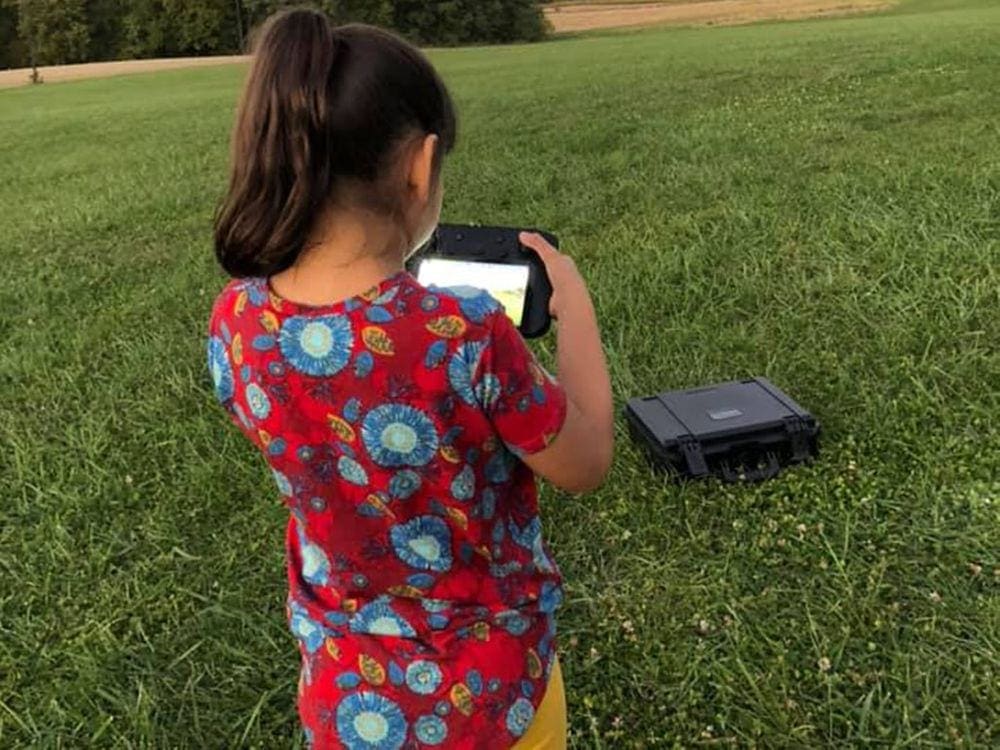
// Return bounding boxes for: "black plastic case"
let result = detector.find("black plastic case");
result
[408,223,556,338]
[625,377,820,483]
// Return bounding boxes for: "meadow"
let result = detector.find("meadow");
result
[1,0,997,746]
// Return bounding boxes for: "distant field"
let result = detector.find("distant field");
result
[545,0,893,33]
[1,0,998,747]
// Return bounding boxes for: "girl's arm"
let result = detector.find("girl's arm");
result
[517,232,614,494]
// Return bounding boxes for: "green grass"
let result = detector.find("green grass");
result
[2,0,998,746]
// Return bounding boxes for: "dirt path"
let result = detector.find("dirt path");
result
[544,0,892,33]
[0,1,893,90]
[0,55,248,90]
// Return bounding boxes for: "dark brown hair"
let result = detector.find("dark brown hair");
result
[213,8,457,278]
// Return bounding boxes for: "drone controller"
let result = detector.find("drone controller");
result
[408,223,556,338]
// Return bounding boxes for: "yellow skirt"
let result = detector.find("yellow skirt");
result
[511,655,567,749]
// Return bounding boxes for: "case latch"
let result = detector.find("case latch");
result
[783,416,810,461]
[678,435,709,476]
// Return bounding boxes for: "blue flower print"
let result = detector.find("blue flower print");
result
[405,660,442,695]
[326,610,350,627]
[508,515,544,560]
[465,669,483,697]
[344,397,362,423]
[245,383,271,420]
[539,581,563,614]
[388,470,421,500]
[537,634,552,660]
[508,516,557,573]
[494,610,531,636]
[335,691,407,750]
[349,596,417,638]
[421,598,450,613]
[338,456,369,486]
[232,401,252,429]
[296,522,331,586]
[432,284,502,324]
[479,488,497,520]
[424,340,448,369]
[354,351,374,378]
[336,672,363,690]
[271,468,293,497]
[447,341,486,406]
[267,436,287,457]
[420,294,439,312]
[475,374,501,410]
[365,306,393,324]
[251,334,275,352]
[506,697,534,737]
[207,336,234,402]
[309,496,326,512]
[532,383,547,405]
[361,404,439,468]
[388,660,405,686]
[247,279,268,306]
[373,285,399,306]
[279,314,354,377]
[302,725,315,749]
[289,599,327,654]
[406,573,435,589]
[532,536,557,575]
[389,516,452,572]
[414,714,447,745]
[485,448,515,484]
[450,464,475,501]
[427,613,449,630]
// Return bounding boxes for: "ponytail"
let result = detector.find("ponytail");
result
[213,9,457,278]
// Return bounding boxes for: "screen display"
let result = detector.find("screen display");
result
[416,258,530,327]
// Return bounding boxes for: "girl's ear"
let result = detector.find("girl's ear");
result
[408,133,439,205]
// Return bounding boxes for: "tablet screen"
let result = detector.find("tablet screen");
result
[416,258,530,327]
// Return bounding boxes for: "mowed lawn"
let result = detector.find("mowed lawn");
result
[1,0,998,746]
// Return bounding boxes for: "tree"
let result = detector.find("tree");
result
[12,0,90,72]
[0,2,27,69]
[85,0,125,62]
[163,0,231,55]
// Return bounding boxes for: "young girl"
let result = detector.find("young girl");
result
[206,9,613,749]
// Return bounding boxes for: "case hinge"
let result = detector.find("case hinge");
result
[678,435,709,476]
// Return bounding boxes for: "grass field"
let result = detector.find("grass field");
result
[1,0,998,746]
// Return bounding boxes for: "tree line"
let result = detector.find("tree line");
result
[0,1,550,70]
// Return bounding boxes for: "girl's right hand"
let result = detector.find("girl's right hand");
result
[518,231,592,320]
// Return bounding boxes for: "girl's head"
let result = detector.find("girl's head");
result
[214,9,457,278]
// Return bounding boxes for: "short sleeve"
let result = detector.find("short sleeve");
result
[474,310,568,457]
[206,294,238,413]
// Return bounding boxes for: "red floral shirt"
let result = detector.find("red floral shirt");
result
[206,269,568,749]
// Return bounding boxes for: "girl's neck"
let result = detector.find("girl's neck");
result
[268,208,408,307]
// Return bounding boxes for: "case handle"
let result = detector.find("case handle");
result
[719,451,781,483]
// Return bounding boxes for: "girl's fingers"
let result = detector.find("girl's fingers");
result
[518,231,559,260]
